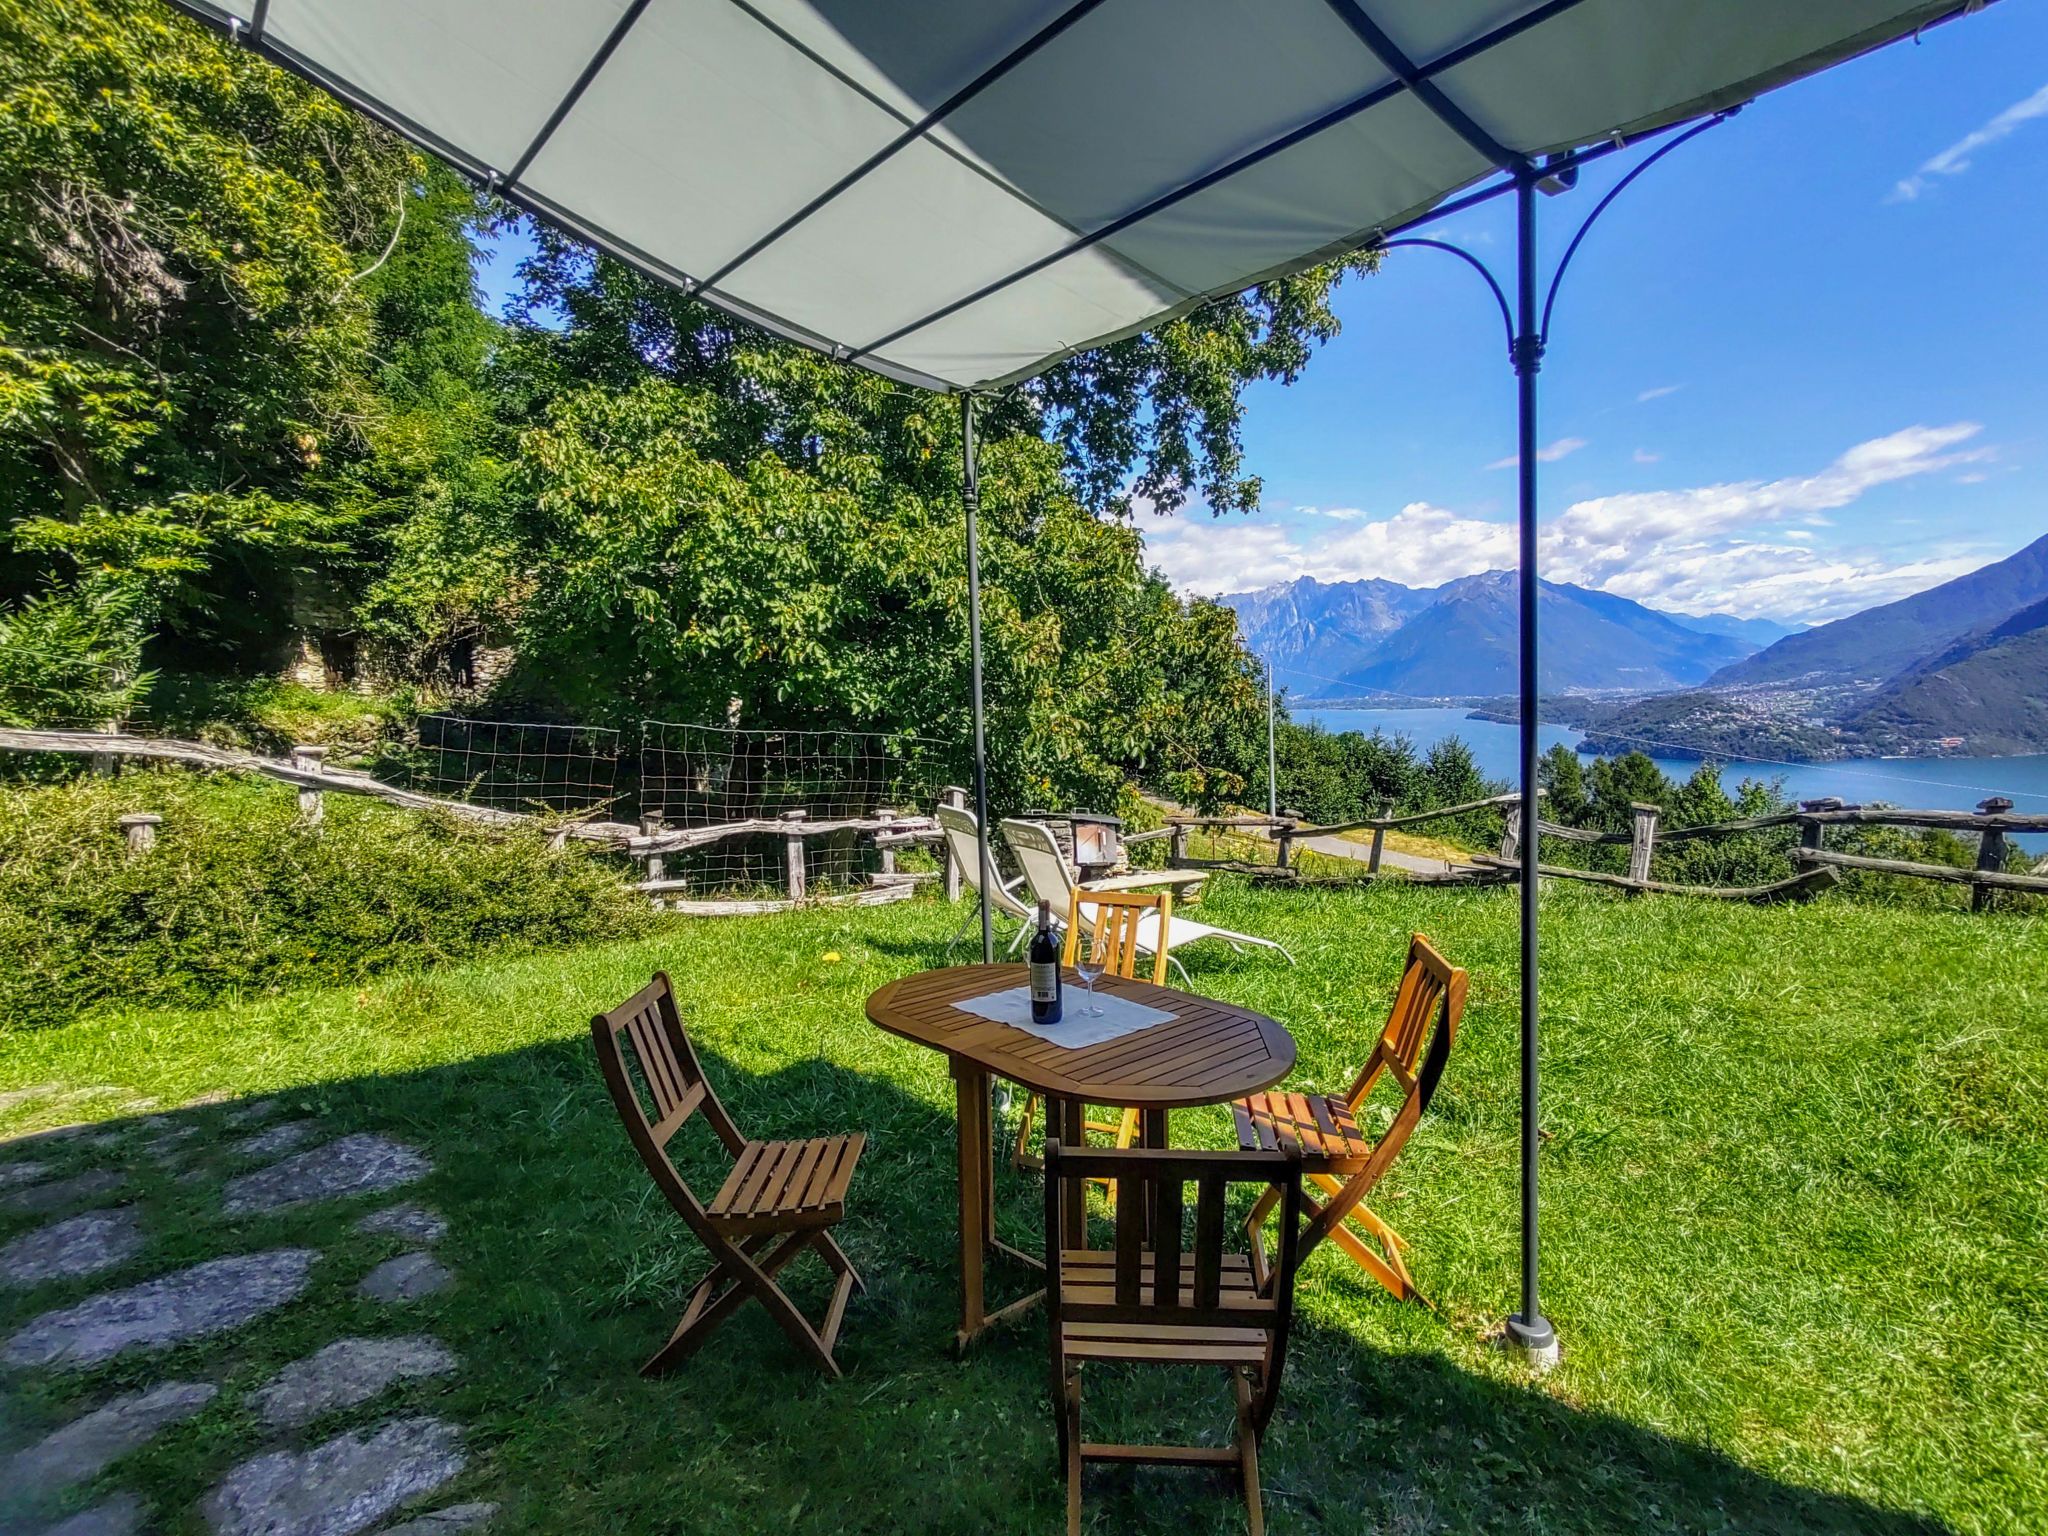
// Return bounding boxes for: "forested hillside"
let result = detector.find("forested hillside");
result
[0,0,1388,814]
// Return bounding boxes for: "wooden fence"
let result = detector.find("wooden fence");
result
[1145,790,2048,907]
[0,727,940,917]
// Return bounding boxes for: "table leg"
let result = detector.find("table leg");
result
[1139,1107,1169,1150]
[953,1061,988,1348]
[1054,1097,1087,1252]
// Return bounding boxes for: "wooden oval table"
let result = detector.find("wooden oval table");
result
[866,962,1295,1347]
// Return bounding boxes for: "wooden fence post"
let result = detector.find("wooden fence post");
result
[1499,807,1522,862]
[118,811,161,857]
[1797,798,1841,863]
[1275,817,1296,871]
[875,808,897,877]
[1974,796,2013,913]
[941,786,967,901]
[291,745,328,826]
[782,809,809,902]
[1627,801,1660,887]
[1169,822,1188,866]
[1367,821,1386,874]
[641,813,665,911]
[92,721,120,778]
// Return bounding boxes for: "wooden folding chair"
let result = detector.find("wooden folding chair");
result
[591,973,865,1378]
[1232,933,1465,1303]
[1045,1141,1304,1536]
[1011,888,1171,1175]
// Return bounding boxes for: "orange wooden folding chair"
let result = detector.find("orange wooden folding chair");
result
[1045,1141,1304,1536]
[1231,933,1465,1302]
[1011,887,1171,1174]
[591,973,865,1378]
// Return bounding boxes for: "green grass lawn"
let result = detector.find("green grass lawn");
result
[2,882,2043,1534]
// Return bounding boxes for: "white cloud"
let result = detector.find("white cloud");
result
[1633,448,1660,465]
[1637,384,1683,403]
[1486,436,1587,470]
[1891,81,2048,201]
[1147,423,1992,622]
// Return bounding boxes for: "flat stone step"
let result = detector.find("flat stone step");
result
[232,1121,319,1161]
[224,1136,430,1217]
[0,1159,52,1189]
[254,1336,458,1429]
[358,1255,452,1306]
[375,1502,496,1535]
[0,1171,126,1217]
[2,1248,318,1371]
[38,1491,146,1535]
[354,1206,447,1245]
[8,1381,217,1495]
[203,1416,464,1536]
[1,1210,145,1290]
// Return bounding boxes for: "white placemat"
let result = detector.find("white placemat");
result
[951,984,1175,1049]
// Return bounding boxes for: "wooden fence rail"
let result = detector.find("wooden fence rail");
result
[1143,779,2044,908]
[0,727,939,915]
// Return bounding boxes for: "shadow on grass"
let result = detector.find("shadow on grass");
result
[0,1017,1952,1536]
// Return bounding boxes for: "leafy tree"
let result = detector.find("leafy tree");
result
[0,0,467,672]
[1539,741,1588,822]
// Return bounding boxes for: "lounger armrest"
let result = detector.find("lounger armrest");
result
[1080,869,1210,894]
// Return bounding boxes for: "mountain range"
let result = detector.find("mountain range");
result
[1571,532,2048,758]
[1220,530,2048,757]
[1706,531,2048,688]
[1221,572,1799,699]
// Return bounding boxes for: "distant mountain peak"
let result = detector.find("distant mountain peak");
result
[1219,570,1761,699]
[1708,531,2048,689]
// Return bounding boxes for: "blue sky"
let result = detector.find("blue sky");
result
[479,4,2047,626]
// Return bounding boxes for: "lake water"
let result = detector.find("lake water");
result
[1298,705,2048,848]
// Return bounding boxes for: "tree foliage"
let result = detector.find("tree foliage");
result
[1,0,1378,817]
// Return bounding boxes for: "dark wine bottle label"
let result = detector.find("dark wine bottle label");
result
[1029,961,1058,1004]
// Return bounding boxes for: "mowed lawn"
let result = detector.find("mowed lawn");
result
[1,882,2043,1534]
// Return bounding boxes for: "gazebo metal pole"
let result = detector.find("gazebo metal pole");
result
[961,393,996,965]
[1505,171,1558,1366]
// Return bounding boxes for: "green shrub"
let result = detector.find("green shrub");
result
[0,769,655,1030]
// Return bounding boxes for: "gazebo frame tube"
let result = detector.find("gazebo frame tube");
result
[168,0,1963,1354]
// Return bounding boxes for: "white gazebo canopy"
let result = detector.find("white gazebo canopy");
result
[165,0,1991,1361]
[175,0,1972,393]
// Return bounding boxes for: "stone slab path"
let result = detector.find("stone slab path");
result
[359,1255,452,1305]
[0,1210,144,1290]
[203,1416,465,1536]
[224,1136,430,1216]
[37,1491,146,1536]
[8,1380,218,1491]
[354,1206,447,1245]
[1,1103,481,1536]
[0,1171,127,1217]
[254,1337,458,1429]
[376,1503,498,1535]
[3,1249,318,1371]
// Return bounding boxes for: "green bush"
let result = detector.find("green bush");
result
[0,769,655,1030]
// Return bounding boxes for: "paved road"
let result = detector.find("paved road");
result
[1298,833,1471,876]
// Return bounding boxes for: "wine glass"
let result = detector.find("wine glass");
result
[1074,947,1106,1016]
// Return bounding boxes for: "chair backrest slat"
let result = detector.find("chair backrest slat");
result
[1192,1172,1226,1309]
[1346,933,1465,1113]
[1114,1175,1145,1306]
[591,973,748,1240]
[1047,1145,1299,1331]
[1150,1172,1183,1305]
[1062,887,1170,984]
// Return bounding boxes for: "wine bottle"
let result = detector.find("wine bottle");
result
[1028,898,1062,1024]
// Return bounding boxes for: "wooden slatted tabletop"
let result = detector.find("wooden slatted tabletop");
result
[865,963,1296,1347]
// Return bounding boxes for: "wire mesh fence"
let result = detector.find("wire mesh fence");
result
[637,721,950,896]
[392,715,623,817]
